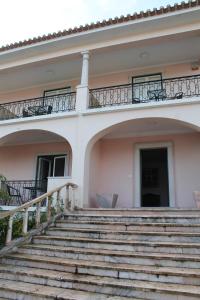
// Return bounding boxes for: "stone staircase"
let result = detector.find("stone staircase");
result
[1,208,200,299]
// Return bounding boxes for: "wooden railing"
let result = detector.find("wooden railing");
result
[0,182,78,253]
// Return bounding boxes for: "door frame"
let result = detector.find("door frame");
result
[35,153,68,180]
[53,155,67,177]
[134,142,175,208]
[37,157,52,180]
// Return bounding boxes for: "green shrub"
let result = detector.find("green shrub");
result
[0,174,11,204]
[0,209,50,249]
[0,217,8,248]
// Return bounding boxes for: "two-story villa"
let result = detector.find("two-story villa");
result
[0,0,200,210]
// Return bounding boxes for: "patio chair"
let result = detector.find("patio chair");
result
[6,184,23,205]
[147,89,167,101]
[22,108,33,118]
[174,92,183,99]
[96,193,118,208]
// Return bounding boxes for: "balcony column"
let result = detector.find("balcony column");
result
[76,50,90,112]
[81,50,89,86]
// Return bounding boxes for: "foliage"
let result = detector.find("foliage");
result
[0,174,7,181]
[0,174,11,205]
[0,217,8,248]
[0,189,11,205]
[0,184,59,249]
[0,210,48,249]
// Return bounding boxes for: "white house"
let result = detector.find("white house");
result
[0,1,200,209]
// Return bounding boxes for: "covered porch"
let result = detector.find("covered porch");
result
[89,118,200,208]
[0,130,72,208]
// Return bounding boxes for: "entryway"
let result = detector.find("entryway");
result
[140,148,169,207]
[134,142,175,208]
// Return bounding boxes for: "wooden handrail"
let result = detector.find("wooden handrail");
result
[0,181,78,249]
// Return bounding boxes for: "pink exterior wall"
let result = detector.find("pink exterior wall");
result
[0,142,71,180]
[0,62,199,104]
[0,79,78,104]
[89,133,200,208]
[89,62,200,89]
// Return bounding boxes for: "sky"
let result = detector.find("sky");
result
[0,0,180,47]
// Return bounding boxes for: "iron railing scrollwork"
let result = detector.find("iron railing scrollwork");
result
[0,92,76,121]
[89,74,200,108]
[0,180,47,205]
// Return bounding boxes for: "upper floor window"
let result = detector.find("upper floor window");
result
[132,73,162,101]
[43,87,72,111]
[44,87,71,97]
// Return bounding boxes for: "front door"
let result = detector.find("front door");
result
[140,148,169,207]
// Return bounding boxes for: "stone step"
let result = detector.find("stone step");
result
[64,213,200,224]
[46,227,200,243]
[2,253,200,286]
[57,219,200,232]
[76,208,200,216]
[0,265,200,300]
[19,244,200,269]
[0,279,134,300]
[32,235,200,255]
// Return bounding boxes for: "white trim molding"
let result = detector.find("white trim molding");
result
[134,142,176,208]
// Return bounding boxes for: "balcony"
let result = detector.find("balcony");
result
[89,74,200,108]
[0,92,76,121]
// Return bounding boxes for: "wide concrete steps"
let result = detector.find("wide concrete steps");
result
[2,253,200,286]
[57,219,200,232]
[77,208,200,215]
[0,279,137,300]
[46,226,200,243]
[18,244,200,269]
[2,208,200,299]
[0,265,200,300]
[33,234,200,255]
[64,213,200,224]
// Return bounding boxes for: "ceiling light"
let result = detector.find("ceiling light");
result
[139,51,149,59]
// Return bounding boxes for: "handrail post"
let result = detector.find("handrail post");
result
[6,215,14,244]
[47,194,52,221]
[56,189,61,213]
[35,202,41,228]
[64,184,71,211]
[69,185,74,210]
[22,208,28,235]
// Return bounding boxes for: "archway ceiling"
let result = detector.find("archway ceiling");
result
[0,130,66,146]
[103,118,196,139]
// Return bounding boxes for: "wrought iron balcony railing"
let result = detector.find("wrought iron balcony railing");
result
[89,74,200,108]
[0,180,47,206]
[0,92,76,121]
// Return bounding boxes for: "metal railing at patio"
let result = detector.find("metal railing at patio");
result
[0,92,76,121]
[0,180,47,206]
[89,74,200,108]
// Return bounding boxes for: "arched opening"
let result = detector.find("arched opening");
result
[0,130,72,206]
[87,117,200,209]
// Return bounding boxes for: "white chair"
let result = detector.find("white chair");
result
[96,193,118,208]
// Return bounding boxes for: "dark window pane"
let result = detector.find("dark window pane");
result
[54,157,65,176]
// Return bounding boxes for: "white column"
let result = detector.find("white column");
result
[76,50,90,113]
[81,50,89,86]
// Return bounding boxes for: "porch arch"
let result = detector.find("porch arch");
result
[0,129,73,205]
[84,117,200,208]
